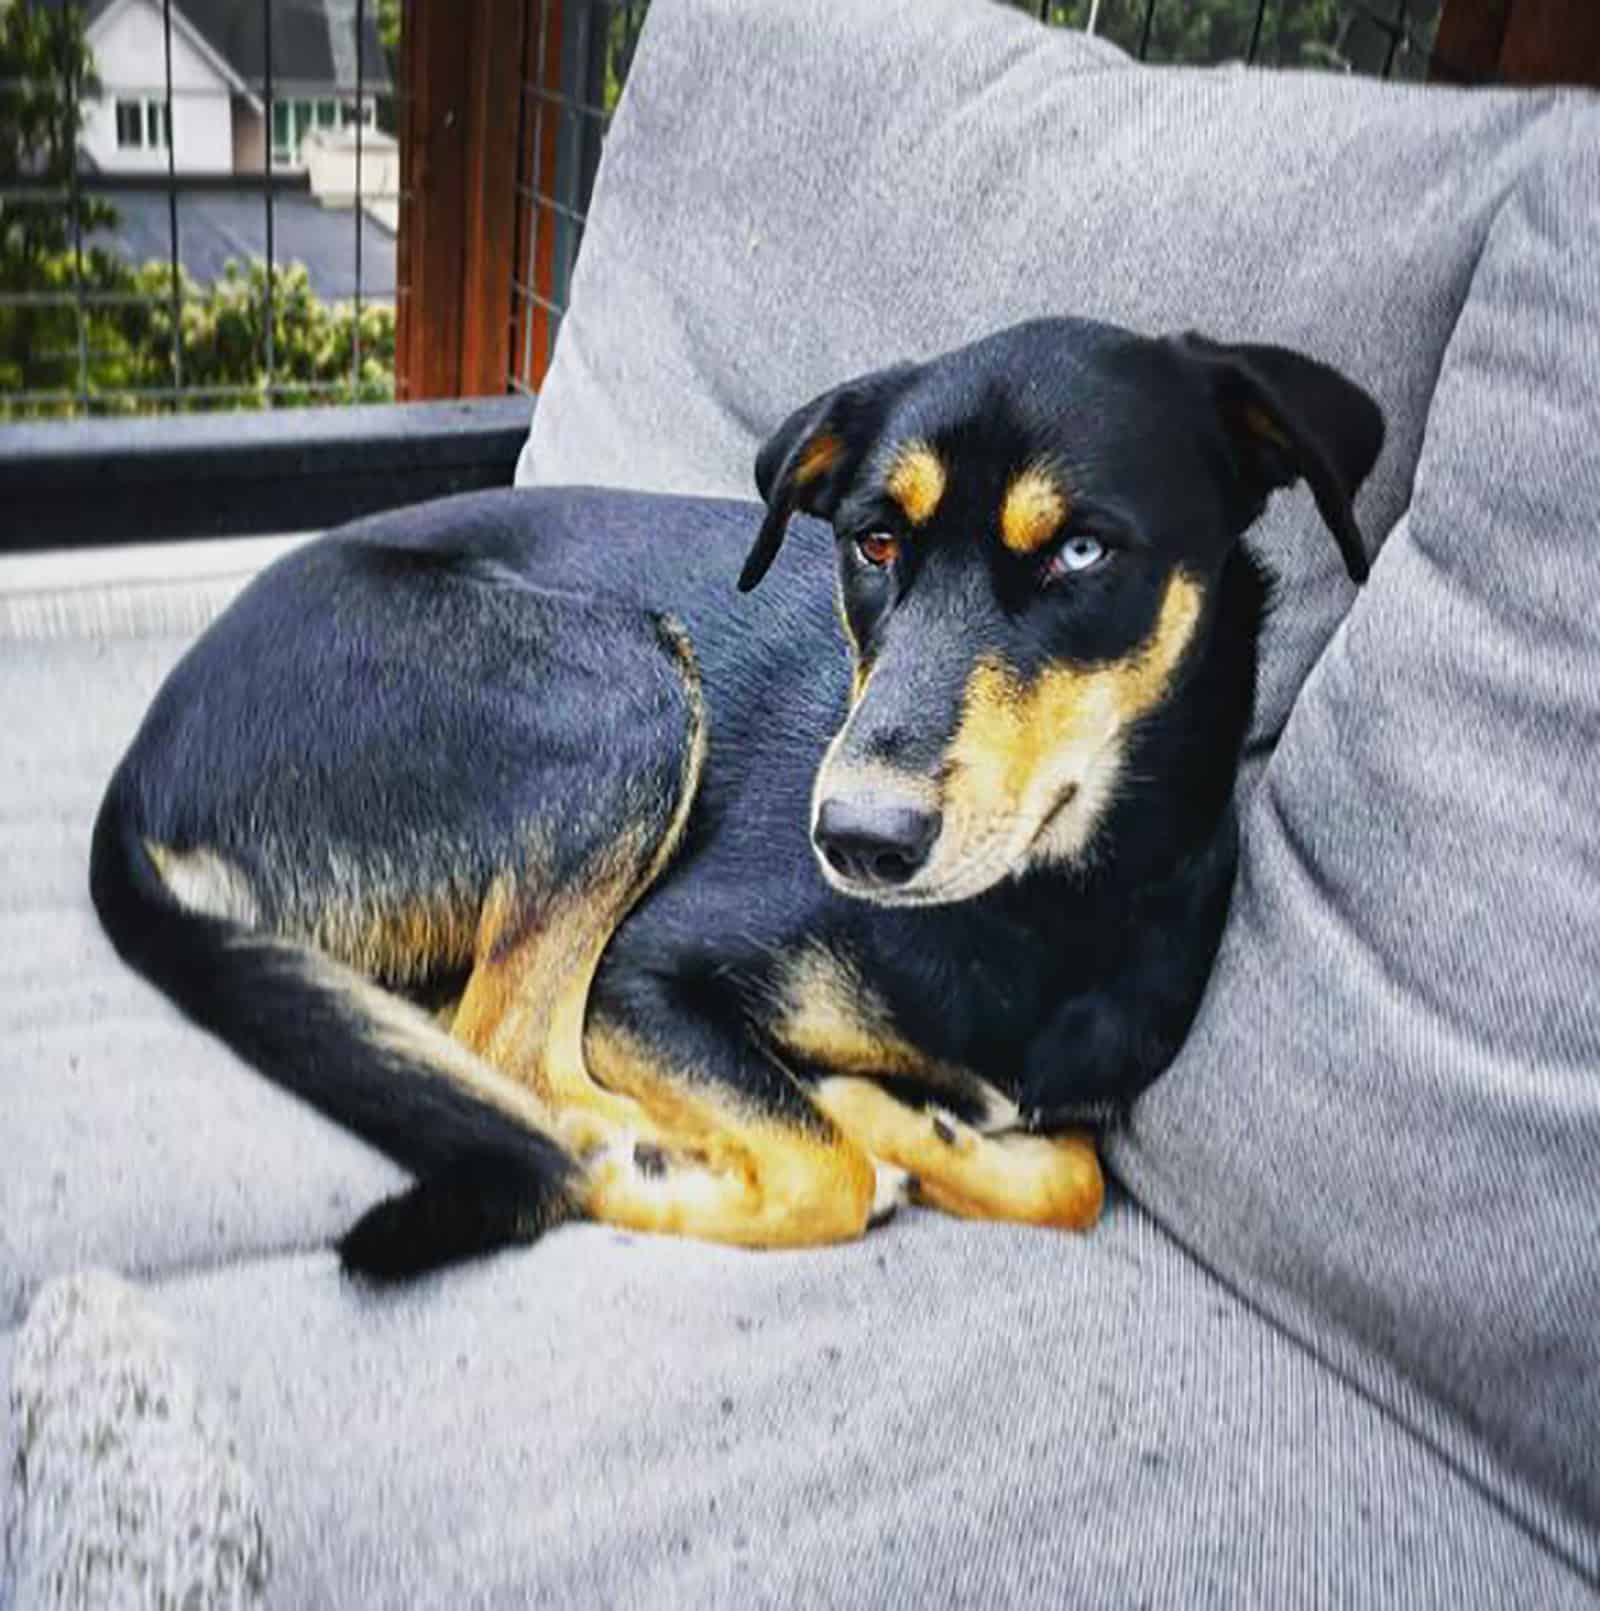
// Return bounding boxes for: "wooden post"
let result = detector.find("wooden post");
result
[459,0,533,395]
[396,0,541,400]
[1436,0,1600,86]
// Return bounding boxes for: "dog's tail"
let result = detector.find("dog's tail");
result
[88,781,583,1281]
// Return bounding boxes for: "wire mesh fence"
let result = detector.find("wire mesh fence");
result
[1,0,404,418]
[3,0,1453,419]
[507,0,647,400]
[1024,0,1446,77]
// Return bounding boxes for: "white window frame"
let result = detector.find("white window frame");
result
[115,97,170,151]
[272,96,377,165]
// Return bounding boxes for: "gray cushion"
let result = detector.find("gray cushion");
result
[7,1204,1595,1609]
[1112,105,1600,1571]
[0,540,405,1329]
[6,578,1586,1601]
[517,0,1565,743]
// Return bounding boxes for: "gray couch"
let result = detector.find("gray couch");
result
[4,0,1598,1604]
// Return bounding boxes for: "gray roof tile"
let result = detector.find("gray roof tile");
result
[89,185,396,301]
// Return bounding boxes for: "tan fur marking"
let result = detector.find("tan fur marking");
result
[224,936,560,1137]
[451,614,709,1144]
[833,569,870,703]
[795,431,842,486]
[581,1020,876,1247]
[310,885,482,988]
[145,842,260,927]
[930,570,1205,887]
[770,946,1021,1129]
[1000,466,1069,555]
[450,846,648,1137]
[884,440,947,526]
[773,946,940,1082]
[1242,403,1289,450]
[813,1077,1103,1230]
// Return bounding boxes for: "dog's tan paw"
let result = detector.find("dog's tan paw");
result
[868,1162,912,1227]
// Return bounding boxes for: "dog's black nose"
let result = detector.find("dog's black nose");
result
[814,799,940,888]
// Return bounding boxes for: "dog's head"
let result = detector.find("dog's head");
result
[743,317,1383,907]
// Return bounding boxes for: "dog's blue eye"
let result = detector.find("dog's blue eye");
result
[1045,536,1106,581]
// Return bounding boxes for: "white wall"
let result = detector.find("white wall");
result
[304,129,400,231]
[81,0,236,175]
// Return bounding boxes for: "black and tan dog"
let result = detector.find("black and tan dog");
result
[90,316,1381,1278]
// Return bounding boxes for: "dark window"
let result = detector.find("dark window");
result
[115,100,144,148]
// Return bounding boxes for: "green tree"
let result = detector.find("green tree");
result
[2,254,395,417]
[1,0,112,269]
[377,0,401,56]
[0,1,395,416]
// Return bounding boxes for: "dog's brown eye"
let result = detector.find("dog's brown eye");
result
[855,533,900,568]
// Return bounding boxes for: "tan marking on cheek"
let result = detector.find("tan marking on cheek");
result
[832,569,870,703]
[884,440,947,526]
[942,571,1205,854]
[1000,467,1070,555]
[795,431,842,486]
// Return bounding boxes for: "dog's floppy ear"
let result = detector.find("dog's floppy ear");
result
[1169,334,1385,584]
[740,363,918,592]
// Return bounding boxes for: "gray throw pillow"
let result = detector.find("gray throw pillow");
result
[517,0,1564,742]
[1113,109,1600,1568]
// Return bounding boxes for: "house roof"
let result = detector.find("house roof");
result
[76,0,393,95]
[85,0,259,106]
[89,184,396,301]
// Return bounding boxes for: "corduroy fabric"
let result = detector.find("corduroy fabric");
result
[6,1204,1596,1609]
[0,542,404,1330]
[3,538,1594,1603]
[1112,106,1600,1578]
[516,0,1567,744]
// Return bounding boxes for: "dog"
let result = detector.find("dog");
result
[90,316,1382,1280]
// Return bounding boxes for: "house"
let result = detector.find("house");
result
[76,0,392,177]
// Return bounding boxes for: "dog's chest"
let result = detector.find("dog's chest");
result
[765,940,1041,1129]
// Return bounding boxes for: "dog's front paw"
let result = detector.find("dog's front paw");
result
[928,1106,977,1155]
[868,1162,912,1228]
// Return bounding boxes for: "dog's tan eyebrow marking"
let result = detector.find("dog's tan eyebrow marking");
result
[1241,403,1289,451]
[884,440,947,526]
[795,431,843,486]
[1000,466,1070,555]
